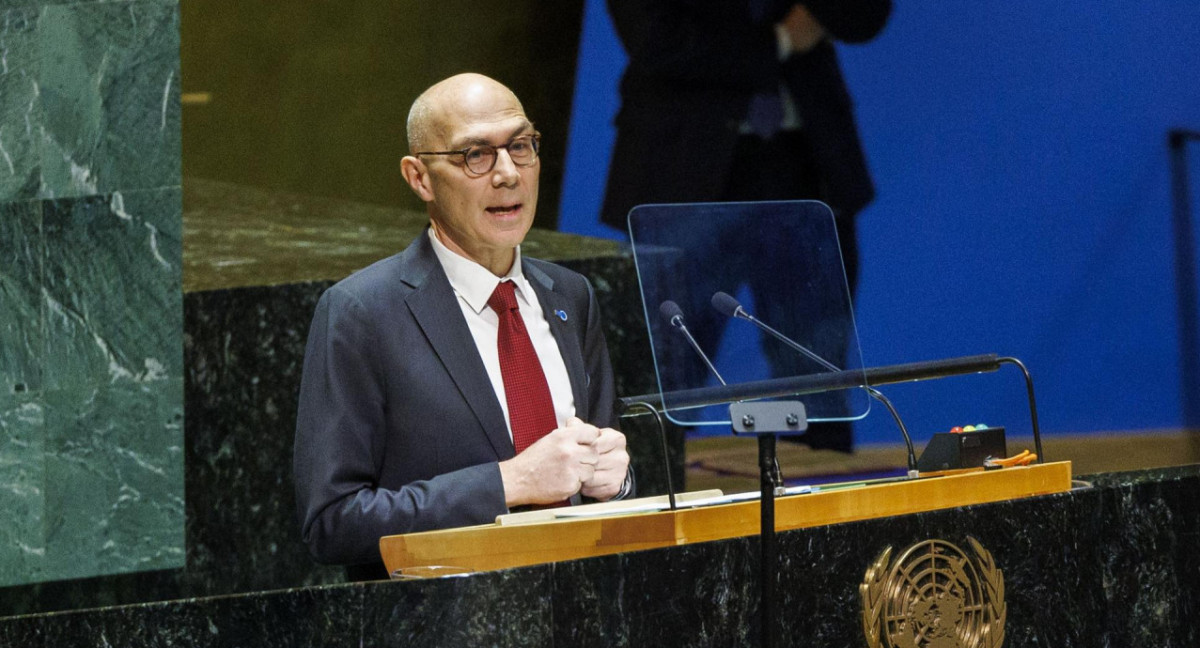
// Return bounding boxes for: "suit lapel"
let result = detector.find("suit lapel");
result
[525,262,590,421]
[401,235,515,459]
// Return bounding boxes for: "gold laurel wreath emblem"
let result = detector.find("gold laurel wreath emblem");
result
[859,538,1007,648]
[968,538,1007,648]
[860,547,892,648]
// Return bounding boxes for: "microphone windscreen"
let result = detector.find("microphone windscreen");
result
[659,300,684,323]
[711,291,741,318]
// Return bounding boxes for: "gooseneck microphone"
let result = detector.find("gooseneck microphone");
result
[660,300,726,386]
[662,300,788,492]
[712,291,839,373]
[644,300,727,513]
[710,291,919,477]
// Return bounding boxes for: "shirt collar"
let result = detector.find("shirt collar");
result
[427,227,532,314]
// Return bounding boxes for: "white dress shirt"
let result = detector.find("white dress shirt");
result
[427,228,576,441]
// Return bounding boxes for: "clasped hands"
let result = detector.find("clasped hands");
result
[499,417,629,507]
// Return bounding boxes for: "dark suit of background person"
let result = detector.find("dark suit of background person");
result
[601,0,890,452]
[294,74,629,581]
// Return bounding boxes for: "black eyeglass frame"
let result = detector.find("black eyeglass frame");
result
[416,133,541,175]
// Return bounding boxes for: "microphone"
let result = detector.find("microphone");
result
[712,291,839,373]
[636,300,726,513]
[710,292,919,477]
[660,300,726,386]
[710,291,747,319]
[662,300,788,492]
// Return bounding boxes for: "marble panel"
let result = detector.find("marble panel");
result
[361,569,554,648]
[550,543,761,648]
[36,1,180,199]
[41,585,362,648]
[42,378,184,582]
[0,611,44,648]
[41,188,181,392]
[1091,470,1200,647]
[548,554,629,647]
[1,582,360,648]
[184,283,344,597]
[194,585,364,648]
[37,599,205,648]
[2,1,118,9]
[0,567,185,619]
[0,199,42,395]
[0,8,42,201]
[0,395,46,588]
[621,540,759,647]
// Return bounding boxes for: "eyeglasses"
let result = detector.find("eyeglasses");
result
[416,133,541,175]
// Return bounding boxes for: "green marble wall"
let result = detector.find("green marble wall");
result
[0,1,182,587]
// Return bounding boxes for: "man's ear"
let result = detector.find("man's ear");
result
[401,156,435,202]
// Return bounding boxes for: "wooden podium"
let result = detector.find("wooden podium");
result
[379,461,1072,576]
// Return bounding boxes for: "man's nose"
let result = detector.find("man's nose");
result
[491,149,521,187]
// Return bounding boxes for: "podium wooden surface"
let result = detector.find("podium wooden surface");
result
[380,460,1072,575]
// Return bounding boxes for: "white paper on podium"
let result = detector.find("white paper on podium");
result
[496,486,824,525]
[549,486,813,519]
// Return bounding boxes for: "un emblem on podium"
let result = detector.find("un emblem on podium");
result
[859,538,1007,648]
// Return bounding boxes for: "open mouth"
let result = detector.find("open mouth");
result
[485,203,522,215]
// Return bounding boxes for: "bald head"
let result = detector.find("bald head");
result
[406,73,527,154]
[399,73,541,276]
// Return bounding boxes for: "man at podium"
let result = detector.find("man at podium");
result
[293,73,632,579]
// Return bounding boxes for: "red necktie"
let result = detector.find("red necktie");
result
[488,281,558,454]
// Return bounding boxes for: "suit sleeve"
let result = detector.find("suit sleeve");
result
[293,286,507,567]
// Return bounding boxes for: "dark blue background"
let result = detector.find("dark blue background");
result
[558,0,1200,444]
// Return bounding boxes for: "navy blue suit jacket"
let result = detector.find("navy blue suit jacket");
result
[294,233,618,567]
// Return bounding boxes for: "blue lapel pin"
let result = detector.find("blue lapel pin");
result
[555,309,568,322]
